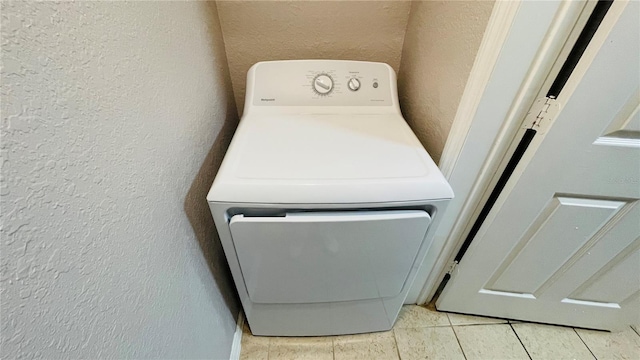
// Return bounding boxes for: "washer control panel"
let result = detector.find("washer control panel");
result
[250,61,394,107]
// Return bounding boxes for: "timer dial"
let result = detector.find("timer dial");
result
[313,74,334,95]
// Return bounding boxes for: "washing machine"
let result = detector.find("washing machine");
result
[207,60,453,336]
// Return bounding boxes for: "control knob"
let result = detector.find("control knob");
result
[313,74,333,95]
[348,78,361,91]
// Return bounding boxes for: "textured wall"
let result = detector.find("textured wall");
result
[1,2,239,359]
[217,1,411,116]
[398,1,494,165]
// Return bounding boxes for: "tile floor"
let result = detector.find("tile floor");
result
[239,305,640,360]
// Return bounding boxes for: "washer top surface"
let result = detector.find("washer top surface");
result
[236,114,428,180]
[207,60,453,204]
[208,113,452,204]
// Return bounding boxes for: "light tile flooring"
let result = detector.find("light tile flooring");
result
[239,305,640,360]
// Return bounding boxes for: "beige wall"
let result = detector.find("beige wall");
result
[398,1,494,164]
[1,2,239,358]
[218,1,494,161]
[217,1,411,116]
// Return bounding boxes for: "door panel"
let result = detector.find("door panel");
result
[543,204,639,302]
[486,196,626,295]
[438,1,640,330]
[570,244,640,305]
[230,210,431,304]
[594,89,640,148]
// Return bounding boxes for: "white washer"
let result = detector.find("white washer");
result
[207,60,453,336]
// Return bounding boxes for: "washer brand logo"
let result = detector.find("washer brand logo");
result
[261,98,276,102]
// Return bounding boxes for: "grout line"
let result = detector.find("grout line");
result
[332,337,335,360]
[631,325,640,338]
[448,322,510,327]
[266,336,271,360]
[509,323,532,360]
[573,328,598,360]
[445,312,511,326]
[450,326,468,360]
[392,329,403,360]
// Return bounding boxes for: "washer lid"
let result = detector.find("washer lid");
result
[208,114,453,204]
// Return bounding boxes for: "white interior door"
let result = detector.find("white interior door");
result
[437,1,640,331]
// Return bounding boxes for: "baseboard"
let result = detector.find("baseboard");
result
[229,311,245,360]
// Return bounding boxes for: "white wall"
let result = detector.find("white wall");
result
[1,2,239,359]
[398,1,494,165]
[216,1,411,116]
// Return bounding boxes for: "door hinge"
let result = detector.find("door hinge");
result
[523,97,560,134]
[446,260,459,275]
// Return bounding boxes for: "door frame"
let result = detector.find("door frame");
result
[406,0,599,304]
